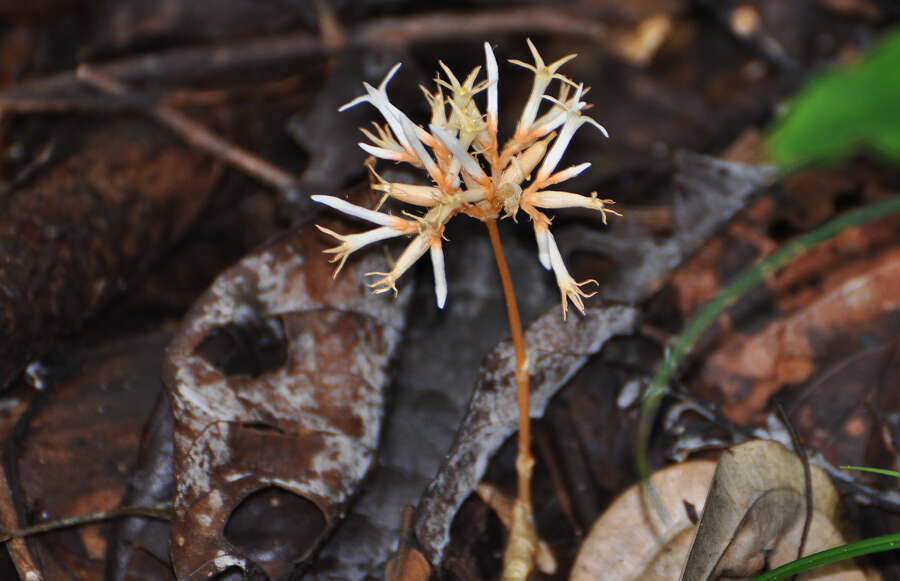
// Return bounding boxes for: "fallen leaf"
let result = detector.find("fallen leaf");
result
[0,118,220,390]
[557,151,776,303]
[703,246,900,423]
[571,441,878,581]
[681,439,877,581]
[570,460,716,581]
[8,331,170,580]
[163,221,410,580]
[106,391,176,581]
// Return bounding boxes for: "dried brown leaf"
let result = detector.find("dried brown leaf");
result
[570,460,716,581]
[163,223,410,580]
[682,439,877,581]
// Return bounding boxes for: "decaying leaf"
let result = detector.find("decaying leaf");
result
[681,439,878,581]
[570,460,716,581]
[0,118,220,390]
[415,303,639,565]
[702,245,900,423]
[6,331,170,580]
[106,391,176,581]
[163,222,410,580]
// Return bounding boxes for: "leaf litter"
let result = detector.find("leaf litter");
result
[1,2,899,580]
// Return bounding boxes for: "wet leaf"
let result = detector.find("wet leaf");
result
[163,222,410,580]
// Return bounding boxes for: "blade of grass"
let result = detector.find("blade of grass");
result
[751,533,900,581]
[840,465,900,479]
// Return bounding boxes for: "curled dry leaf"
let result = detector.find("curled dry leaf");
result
[163,223,410,580]
[570,460,716,581]
[572,441,879,581]
[681,439,879,581]
[415,303,638,565]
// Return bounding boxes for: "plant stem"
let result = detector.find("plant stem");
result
[485,218,532,501]
[485,218,537,581]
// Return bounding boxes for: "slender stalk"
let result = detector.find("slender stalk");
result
[485,218,537,581]
[485,218,532,500]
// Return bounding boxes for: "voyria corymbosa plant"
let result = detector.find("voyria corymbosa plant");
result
[313,39,617,580]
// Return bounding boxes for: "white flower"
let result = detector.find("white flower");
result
[314,40,617,316]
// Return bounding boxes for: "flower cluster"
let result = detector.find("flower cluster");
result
[313,39,619,319]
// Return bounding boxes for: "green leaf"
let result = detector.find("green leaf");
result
[751,533,900,581]
[768,28,900,168]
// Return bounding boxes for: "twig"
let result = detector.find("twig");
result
[0,502,172,543]
[0,4,608,113]
[0,468,43,581]
[76,64,301,194]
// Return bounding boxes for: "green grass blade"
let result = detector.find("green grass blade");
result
[840,465,900,479]
[751,533,900,581]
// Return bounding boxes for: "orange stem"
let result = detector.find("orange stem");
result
[485,218,532,504]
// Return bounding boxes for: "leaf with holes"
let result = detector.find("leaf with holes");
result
[163,221,410,580]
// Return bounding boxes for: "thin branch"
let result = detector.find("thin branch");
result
[0,4,608,113]
[76,64,300,194]
[0,502,172,543]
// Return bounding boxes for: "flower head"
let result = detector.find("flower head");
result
[315,40,619,319]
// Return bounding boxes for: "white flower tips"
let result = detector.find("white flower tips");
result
[315,40,618,319]
[430,242,447,309]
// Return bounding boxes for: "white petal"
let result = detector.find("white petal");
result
[430,242,448,309]
[545,229,568,281]
[399,117,440,179]
[429,124,486,180]
[484,42,499,131]
[312,195,398,227]
[534,224,551,270]
[358,142,409,162]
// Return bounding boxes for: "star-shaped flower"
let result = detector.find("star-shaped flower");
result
[314,39,620,318]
